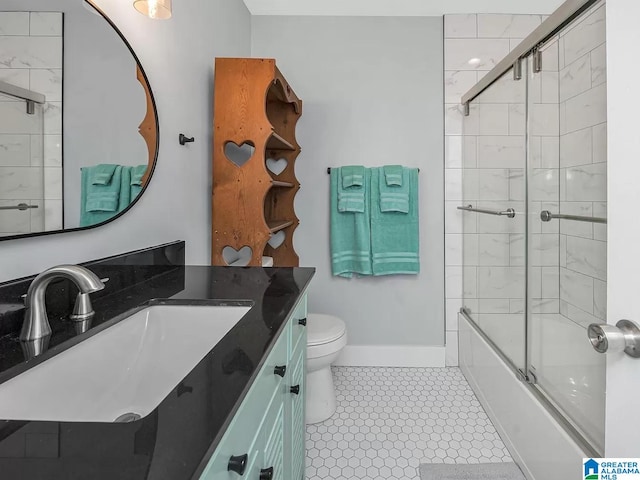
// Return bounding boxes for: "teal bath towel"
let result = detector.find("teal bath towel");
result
[370,167,419,275]
[331,167,372,277]
[80,164,138,227]
[80,165,123,227]
[119,166,132,211]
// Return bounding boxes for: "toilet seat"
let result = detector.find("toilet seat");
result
[307,314,346,346]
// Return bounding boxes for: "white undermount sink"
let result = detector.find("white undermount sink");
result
[0,304,251,423]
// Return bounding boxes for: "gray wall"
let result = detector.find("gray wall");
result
[0,0,252,281]
[62,2,147,228]
[252,16,445,346]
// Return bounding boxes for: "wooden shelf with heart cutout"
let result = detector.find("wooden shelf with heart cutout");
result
[212,58,302,267]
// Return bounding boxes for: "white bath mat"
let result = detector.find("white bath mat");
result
[419,462,525,479]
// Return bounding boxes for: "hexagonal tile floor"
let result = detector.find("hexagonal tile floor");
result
[305,366,512,480]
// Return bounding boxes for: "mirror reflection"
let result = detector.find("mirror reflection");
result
[0,0,157,238]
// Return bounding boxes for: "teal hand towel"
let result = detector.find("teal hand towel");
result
[86,192,118,212]
[379,166,410,213]
[131,183,142,201]
[131,165,147,186]
[331,167,372,277]
[80,165,124,227]
[341,165,364,188]
[338,191,365,213]
[383,165,403,186]
[370,167,419,275]
[90,164,119,185]
[337,166,366,213]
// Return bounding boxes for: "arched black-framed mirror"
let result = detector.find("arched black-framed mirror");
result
[0,0,158,241]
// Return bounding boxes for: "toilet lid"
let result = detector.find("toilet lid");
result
[307,314,346,346]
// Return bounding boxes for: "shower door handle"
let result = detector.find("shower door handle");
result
[588,320,640,358]
[457,205,516,218]
[0,203,38,211]
[540,210,607,224]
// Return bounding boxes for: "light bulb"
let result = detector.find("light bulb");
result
[133,0,172,20]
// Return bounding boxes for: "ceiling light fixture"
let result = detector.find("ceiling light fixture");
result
[133,0,172,19]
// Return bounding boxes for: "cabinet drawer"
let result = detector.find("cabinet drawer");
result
[290,294,307,354]
[200,332,288,479]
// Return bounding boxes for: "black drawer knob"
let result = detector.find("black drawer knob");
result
[259,467,274,480]
[274,365,286,377]
[228,454,248,475]
[298,318,307,327]
[290,385,300,395]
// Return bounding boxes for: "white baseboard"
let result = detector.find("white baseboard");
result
[333,345,445,367]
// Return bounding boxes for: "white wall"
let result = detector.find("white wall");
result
[243,0,564,16]
[252,16,444,348]
[0,0,251,281]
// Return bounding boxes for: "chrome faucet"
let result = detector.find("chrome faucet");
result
[20,265,105,343]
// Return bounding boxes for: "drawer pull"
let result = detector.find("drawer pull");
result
[290,384,300,395]
[274,365,287,377]
[259,467,274,480]
[228,454,248,475]
[298,318,307,327]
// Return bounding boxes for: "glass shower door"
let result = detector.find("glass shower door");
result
[462,64,528,371]
[0,92,45,237]
[526,0,607,453]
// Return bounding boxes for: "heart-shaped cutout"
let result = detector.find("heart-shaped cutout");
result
[268,231,286,249]
[222,245,253,266]
[266,157,288,176]
[224,141,255,167]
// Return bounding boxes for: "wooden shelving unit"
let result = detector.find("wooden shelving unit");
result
[212,58,302,267]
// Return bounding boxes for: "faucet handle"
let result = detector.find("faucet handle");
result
[70,292,95,322]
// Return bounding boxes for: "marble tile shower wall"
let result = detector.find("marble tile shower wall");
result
[0,12,63,236]
[556,2,607,327]
[444,14,545,366]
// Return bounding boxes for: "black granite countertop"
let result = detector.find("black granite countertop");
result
[0,262,314,480]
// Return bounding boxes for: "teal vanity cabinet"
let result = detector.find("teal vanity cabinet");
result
[200,295,307,480]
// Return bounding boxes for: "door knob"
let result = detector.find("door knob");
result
[588,319,640,358]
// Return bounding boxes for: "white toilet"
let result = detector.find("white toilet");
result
[305,313,347,424]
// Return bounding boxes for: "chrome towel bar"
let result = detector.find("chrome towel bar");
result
[457,204,516,218]
[540,210,607,224]
[0,203,38,211]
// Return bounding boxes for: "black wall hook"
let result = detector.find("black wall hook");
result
[179,133,195,145]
